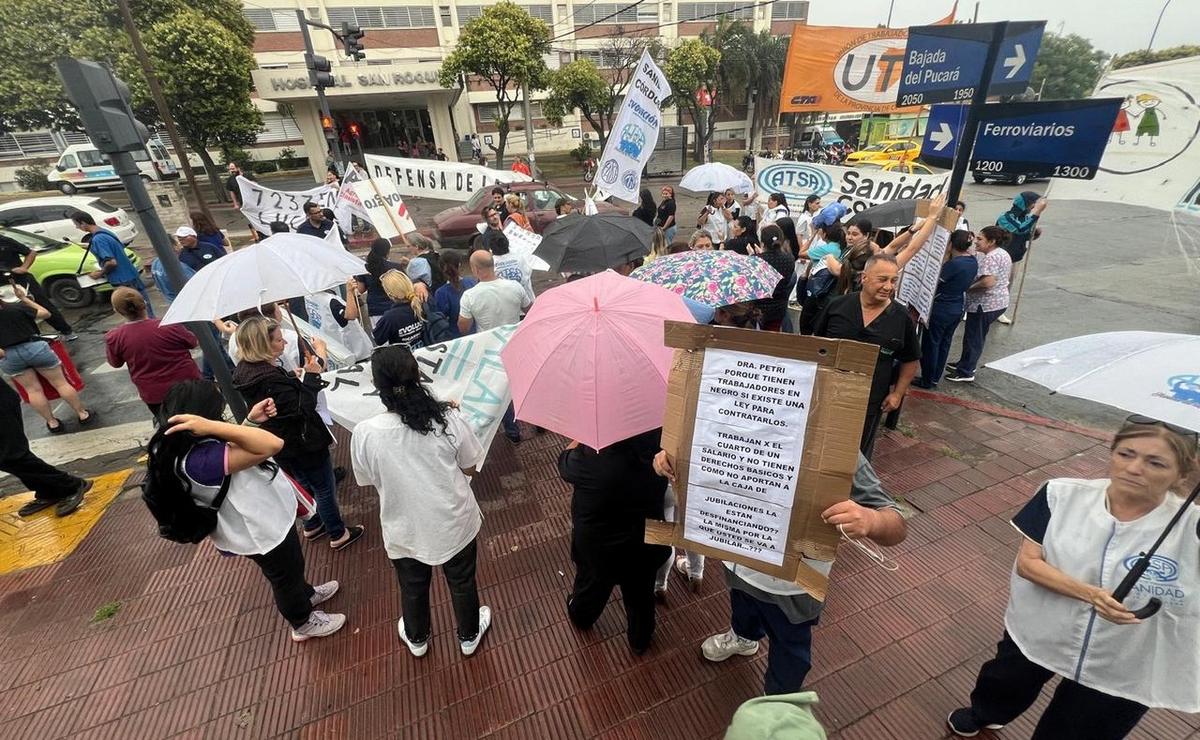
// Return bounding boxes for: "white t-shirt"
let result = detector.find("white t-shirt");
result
[351,408,484,564]
[459,279,528,331]
[760,204,789,228]
[184,440,297,556]
[701,206,728,243]
[492,253,535,305]
[740,198,760,221]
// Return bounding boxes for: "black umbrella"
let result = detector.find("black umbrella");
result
[533,214,653,273]
[1112,477,1200,619]
[857,199,921,231]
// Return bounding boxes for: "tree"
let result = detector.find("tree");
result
[1029,34,1109,101]
[0,0,260,201]
[663,40,721,163]
[709,23,787,153]
[1112,45,1200,70]
[439,2,550,167]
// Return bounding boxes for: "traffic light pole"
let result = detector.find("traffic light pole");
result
[945,22,1008,204]
[297,10,345,168]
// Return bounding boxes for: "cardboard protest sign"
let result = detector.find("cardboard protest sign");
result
[322,324,517,468]
[365,153,530,202]
[237,176,338,235]
[894,202,961,326]
[350,177,417,239]
[502,222,551,272]
[645,323,877,600]
[332,165,370,235]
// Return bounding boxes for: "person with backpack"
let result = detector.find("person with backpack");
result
[405,234,447,296]
[350,346,492,659]
[232,316,364,552]
[145,380,346,642]
[431,250,478,339]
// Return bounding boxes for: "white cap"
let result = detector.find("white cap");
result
[174,226,197,238]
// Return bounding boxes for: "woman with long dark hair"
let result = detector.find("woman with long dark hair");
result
[631,188,657,226]
[362,238,405,319]
[351,345,491,658]
[147,380,345,641]
[190,209,231,253]
[656,186,678,244]
[797,223,848,335]
[232,316,364,551]
[755,225,796,332]
[431,249,477,339]
[946,226,1014,383]
[697,192,728,247]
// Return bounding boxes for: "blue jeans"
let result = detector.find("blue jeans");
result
[730,588,817,695]
[955,307,1006,375]
[290,455,345,540]
[501,402,520,440]
[196,323,233,381]
[665,225,678,245]
[920,303,964,385]
[113,279,154,318]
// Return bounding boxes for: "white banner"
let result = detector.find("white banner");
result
[237,176,338,235]
[364,153,530,202]
[323,324,518,468]
[595,50,672,202]
[753,158,948,218]
[333,165,371,234]
[502,222,550,272]
[895,224,951,326]
[350,178,417,239]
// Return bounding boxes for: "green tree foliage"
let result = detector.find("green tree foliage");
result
[1112,45,1200,70]
[439,2,550,167]
[1030,34,1110,101]
[712,23,788,152]
[663,40,721,163]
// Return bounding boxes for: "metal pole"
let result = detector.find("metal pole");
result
[297,10,344,166]
[885,0,896,27]
[1148,0,1173,50]
[946,22,1008,205]
[521,79,539,179]
[113,0,216,220]
[109,150,247,420]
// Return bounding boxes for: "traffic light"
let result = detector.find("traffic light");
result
[342,23,366,61]
[321,114,334,131]
[305,53,335,90]
[54,58,150,154]
[348,122,361,139]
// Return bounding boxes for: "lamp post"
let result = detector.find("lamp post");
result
[1148,0,1173,51]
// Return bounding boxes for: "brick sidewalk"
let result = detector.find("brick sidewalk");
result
[0,396,1196,739]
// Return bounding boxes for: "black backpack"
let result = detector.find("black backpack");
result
[142,459,232,544]
[421,307,456,346]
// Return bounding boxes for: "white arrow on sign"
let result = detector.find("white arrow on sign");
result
[1003,44,1026,80]
[930,122,955,152]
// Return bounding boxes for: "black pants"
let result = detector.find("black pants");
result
[392,538,480,643]
[12,273,71,334]
[568,537,670,653]
[860,408,883,459]
[970,632,1148,740]
[247,528,315,629]
[2,449,83,502]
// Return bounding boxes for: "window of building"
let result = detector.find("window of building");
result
[242,8,303,32]
[677,2,754,22]
[525,4,553,23]
[325,6,436,29]
[557,3,568,22]
[574,3,642,24]
[257,112,305,144]
[476,102,544,122]
[11,132,57,155]
[456,5,482,23]
[439,5,452,25]
[771,1,808,20]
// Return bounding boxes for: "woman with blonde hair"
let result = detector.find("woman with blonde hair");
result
[503,194,531,231]
[373,270,426,349]
[105,287,201,418]
[644,228,669,264]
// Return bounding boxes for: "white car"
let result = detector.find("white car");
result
[0,196,139,245]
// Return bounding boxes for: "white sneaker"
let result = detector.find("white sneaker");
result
[310,580,339,607]
[997,313,1012,324]
[701,629,759,662]
[290,610,346,642]
[460,606,492,656]
[397,618,429,657]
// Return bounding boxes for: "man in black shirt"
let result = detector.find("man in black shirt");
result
[490,187,510,223]
[296,201,334,239]
[0,234,74,338]
[813,253,919,457]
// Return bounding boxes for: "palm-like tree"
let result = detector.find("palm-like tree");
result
[707,22,789,153]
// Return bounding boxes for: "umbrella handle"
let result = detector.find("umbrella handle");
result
[1112,553,1163,619]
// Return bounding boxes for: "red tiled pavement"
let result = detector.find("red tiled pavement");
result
[1,395,1197,739]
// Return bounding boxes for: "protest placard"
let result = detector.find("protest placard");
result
[350,177,417,239]
[365,154,530,201]
[502,222,551,272]
[754,158,948,219]
[645,323,877,599]
[237,176,338,235]
[321,325,517,468]
[894,202,960,326]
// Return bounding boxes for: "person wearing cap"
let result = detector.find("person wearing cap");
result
[174,225,226,272]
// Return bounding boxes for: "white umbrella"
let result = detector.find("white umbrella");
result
[160,233,366,325]
[985,331,1200,431]
[678,162,754,194]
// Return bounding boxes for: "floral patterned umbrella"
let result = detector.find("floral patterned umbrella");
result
[629,250,783,308]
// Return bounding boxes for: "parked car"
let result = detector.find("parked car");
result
[852,161,937,175]
[46,142,178,195]
[972,171,1045,185]
[432,181,622,248]
[0,226,142,308]
[0,196,139,245]
[844,139,921,165]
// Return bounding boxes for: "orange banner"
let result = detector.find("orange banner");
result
[779,6,956,114]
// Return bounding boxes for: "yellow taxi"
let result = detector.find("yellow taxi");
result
[851,160,936,175]
[844,139,922,165]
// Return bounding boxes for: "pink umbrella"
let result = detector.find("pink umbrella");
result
[500,271,696,450]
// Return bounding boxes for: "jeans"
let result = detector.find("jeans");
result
[501,402,520,440]
[920,303,964,385]
[113,279,154,318]
[665,225,678,245]
[955,307,1006,375]
[289,455,345,540]
[730,588,818,695]
[392,538,480,642]
[247,528,315,628]
[969,632,1148,739]
[195,323,234,382]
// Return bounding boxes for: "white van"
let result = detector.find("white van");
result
[46,142,178,195]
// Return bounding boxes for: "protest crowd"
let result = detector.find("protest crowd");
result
[1,108,1197,740]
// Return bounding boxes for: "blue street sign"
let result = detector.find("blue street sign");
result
[921,103,970,169]
[897,23,1000,107]
[969,99,1123,180]
[988,21,1046,96]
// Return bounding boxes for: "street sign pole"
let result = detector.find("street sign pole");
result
[946,22,1008,204]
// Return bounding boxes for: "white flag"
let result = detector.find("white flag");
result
[594,50,671,202]
[333,164,371,234]
[350,178,416,239]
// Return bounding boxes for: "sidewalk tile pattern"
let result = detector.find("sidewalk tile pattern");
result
[0,397,1197,738]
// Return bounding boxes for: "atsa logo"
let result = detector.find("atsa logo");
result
[1165,374,1200,408]
[600,159,620,185]
[756,163,834,200]
[621,170,638,192]
[1123,554,1180,583]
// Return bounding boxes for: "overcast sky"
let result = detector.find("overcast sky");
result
[806,0,1197,56]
